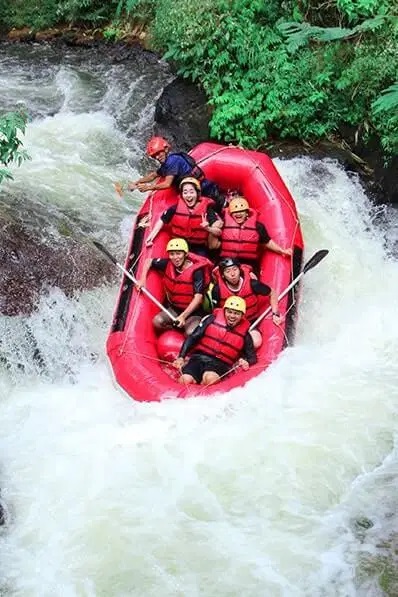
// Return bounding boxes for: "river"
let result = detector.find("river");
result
[0,42,397,596]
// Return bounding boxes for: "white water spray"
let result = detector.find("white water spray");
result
[0,44,397,596]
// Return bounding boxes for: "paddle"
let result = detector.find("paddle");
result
[249,249,329,331]
[113,182,124,197]
[93,241,178,323]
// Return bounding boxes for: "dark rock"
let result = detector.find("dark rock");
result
[0,209,115,317]
[154,77,212,151]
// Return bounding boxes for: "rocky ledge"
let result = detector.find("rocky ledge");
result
[0,200,115,316]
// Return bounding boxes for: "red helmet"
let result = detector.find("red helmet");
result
[146,136,170,157]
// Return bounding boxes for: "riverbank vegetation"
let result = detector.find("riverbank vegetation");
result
[0,1,396,164]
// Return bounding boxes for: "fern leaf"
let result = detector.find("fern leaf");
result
[372,82,398,115]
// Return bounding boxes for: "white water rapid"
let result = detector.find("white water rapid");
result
[0,43,397,597]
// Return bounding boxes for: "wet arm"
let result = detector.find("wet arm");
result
[269,288,280,315]
[242,333,257,365]
[146,217,164,244]
[265,239,292,257]
[145,174,174,191]
[179,316,214,357]
[179,293,203,321]
[251,280,279,312]
[136,258,154,288]
[129,171,158,187]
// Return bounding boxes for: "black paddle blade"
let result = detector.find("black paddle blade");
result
[302,249,329,274]
[92,241,118,265]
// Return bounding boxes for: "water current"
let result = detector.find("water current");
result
[0,42,397,596]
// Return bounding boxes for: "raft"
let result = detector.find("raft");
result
[106,143,304,401]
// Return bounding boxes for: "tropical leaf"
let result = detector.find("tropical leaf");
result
[372,82,398,115]
[278,15,390,52]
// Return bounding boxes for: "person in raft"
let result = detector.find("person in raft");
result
[137,238,211,335]
[173,296,257,386]
[208,257,283,348]
[128,136,224,211]
[219,196,293,270]
[144,177,223,257]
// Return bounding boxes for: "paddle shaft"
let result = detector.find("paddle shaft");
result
[116,263,178,322]
[249,271,304,331]
[249,249,329,331]
[93,241,178,323]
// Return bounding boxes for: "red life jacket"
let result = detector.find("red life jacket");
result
[170,196,214,245]
[212,264,259,321]
[194,308,250,365]
[220,209,260,261]
[164,253,211,311]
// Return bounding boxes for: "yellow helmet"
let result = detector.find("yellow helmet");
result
[179,177,201,192]
[224,296,246,314]
[229,196,249,214]
[166,238,189,253]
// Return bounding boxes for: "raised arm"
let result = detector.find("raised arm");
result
[136,174,175,193]
[145,217,165,246]
[128,171,158,190]
[136,258,154,289]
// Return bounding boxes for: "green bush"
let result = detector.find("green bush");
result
[0,0,60,29]
[115,0,156,23]
[0,0,395,161]
[0,112,30,185]
[56,0,118,25]
[150,0,398,157]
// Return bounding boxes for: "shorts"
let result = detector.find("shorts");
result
[181,353,230,383]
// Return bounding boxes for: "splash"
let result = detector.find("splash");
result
[0,45,397,596]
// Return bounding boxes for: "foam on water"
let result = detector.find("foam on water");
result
[0,158,397,596]
[0,45,397,596]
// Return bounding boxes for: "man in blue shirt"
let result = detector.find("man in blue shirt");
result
[128,136,224,211]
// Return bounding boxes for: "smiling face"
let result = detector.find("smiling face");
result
[152,149,167,163]
[181,183,199,208]
[224,307,243,326]
[231,210,249,225]
[168,250,186,269]
[222,265,241,286]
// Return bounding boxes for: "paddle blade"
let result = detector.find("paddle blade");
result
[92,241,118,265]
[302,249,329,274]
[114,182,124,197]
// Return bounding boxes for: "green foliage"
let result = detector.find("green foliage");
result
[0,0,396,161]
[0,112,30,185]
[336,0,390,23]
[57,0,118,24]
[115,0,156,23]
[372,82,398,115]
[297,0,390,27]
[150,0,398,158]
[372,82,398,156]
[0,0,60,29]
[102,25,122,41]
[278,15,389,52]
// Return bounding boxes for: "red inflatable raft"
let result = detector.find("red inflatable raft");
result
[106,143,304,401]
